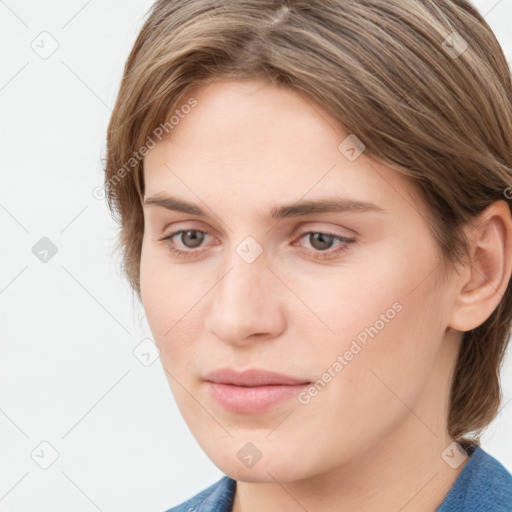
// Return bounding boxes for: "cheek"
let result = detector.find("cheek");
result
[311,241,446,383]
[139,240,207,368]
[140,241,177,344]
[316,263,449,438]
[140,237,187,325]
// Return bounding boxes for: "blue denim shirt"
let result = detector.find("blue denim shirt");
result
[164,446,512,511]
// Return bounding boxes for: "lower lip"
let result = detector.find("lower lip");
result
[206,382,310,413]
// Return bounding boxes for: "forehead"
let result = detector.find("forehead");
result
[142,78,422,220]
[166,78,341,163]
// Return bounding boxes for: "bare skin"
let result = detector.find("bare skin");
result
[140,77,512,511]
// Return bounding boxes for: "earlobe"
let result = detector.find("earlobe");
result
[448,200,512,332]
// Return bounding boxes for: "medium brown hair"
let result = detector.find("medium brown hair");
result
[104,0,512,442]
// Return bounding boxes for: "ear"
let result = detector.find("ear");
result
[448,200,512,332]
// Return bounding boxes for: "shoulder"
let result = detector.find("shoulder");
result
[162,475,237,512]
[437,444,512,512]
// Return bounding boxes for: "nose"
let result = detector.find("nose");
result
[204,254,286,346]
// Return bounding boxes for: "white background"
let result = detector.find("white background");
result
[0,1,511,510]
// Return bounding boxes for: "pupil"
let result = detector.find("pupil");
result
[311,233,333,251]
[183,230,203,248]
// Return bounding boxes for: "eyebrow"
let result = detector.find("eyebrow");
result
[143,194,386,219]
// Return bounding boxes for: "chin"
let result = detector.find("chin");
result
[208,445,317,484]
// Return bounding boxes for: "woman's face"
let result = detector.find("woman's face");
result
[140,78,462,482]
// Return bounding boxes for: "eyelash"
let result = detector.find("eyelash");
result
[159,229,355,261]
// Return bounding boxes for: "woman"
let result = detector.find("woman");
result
[104,0,512,510]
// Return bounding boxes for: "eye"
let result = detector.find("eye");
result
[159,228,355,260]
[294,230,355,260]
[160,229,211,258]
[172,229,206,249]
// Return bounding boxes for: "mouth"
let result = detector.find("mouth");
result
[203,367,311,413]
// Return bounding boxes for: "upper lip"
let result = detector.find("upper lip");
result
[204,368,311,386]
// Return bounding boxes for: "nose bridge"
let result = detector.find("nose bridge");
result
[217,233,272,305]
[205,239,284,343]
